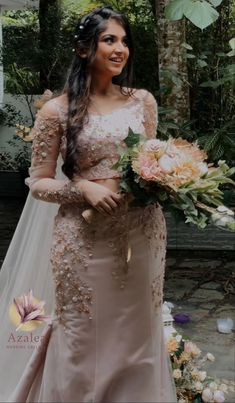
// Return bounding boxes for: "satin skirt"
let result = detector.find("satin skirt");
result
[10,203,177,403]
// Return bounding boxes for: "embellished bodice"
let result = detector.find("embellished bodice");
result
[26,89,158,204]
[55,94,153,180]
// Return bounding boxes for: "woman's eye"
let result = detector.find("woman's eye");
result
[105,37,114,44]
[123,38,129,47]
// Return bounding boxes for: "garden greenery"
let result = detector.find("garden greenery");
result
[1,0,234,170]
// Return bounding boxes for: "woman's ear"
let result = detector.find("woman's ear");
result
[77,50,88,59]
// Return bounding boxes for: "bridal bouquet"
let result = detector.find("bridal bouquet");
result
[112,129,235,230]
[167,333,229,402]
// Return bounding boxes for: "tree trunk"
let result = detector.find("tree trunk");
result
[39,0,61,92]
[153,0,190,124]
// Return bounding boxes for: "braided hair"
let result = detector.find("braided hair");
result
[62,6,134,179]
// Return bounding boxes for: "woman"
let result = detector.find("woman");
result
[1,6,176,403]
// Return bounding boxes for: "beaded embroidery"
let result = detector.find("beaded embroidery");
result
[31,114,61,164]
[50,207,95,327]
[142,205,166,257]
[151,273,164,311]
[36,182,84,205]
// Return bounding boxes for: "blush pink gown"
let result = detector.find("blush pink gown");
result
[9,89,177,402]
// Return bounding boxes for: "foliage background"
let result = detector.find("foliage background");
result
[1,0,234,168]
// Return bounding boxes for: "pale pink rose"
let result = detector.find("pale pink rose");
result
[158,155,176,174]
[144,139,166,152]
[140,166,152,179]
[195,381,203,391]
[184,341,201,357]
[213,390,225,403]
[199,371,207,381]
[202,387,213,402]
[149,161,162,176]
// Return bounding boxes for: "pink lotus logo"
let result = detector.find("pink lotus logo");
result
[9,289,52,332]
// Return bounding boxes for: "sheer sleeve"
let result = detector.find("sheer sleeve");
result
[25,99,84,205]
[142,90,158,139]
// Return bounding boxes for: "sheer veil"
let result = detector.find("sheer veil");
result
[0,157,65,402]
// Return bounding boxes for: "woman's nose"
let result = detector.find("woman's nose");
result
[114,41,126,53]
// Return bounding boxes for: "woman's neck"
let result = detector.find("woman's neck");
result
[90,76,117,97]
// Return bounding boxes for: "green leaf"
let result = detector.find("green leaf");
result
[186,53,196,59]
[124,128,141,148]
[211,143,225,160]
[216,52,227,57]
[197,59,208,67]
[165,0,186,21]
[181,42,193,50]
[208,0,223,7]
[183,0,219,30]
[200,80,220,88]
[203,132,220,151]
[227,50,235,57]
[223,135,235,148]
[229,38,235,50]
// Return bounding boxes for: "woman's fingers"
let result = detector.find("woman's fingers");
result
[105,197,119,210]
[111,192,123,204]
[96,197,121,215]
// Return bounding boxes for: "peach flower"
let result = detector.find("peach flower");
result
[167,338,179,353]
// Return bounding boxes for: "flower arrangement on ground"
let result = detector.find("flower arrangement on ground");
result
[167,333,229,402]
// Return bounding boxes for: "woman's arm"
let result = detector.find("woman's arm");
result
[142,90,158,139]
[26,99,84,205]
[26,99,122,213]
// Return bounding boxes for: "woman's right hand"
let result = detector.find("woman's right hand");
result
[76,179,123,215]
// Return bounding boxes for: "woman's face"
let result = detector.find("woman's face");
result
[91,19,130,78]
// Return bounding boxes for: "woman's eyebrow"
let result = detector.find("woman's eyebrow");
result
[100,33,127,39]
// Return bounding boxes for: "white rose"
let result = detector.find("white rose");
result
[198,162,208,176]
[213,390,225,403]
[191,368,200,380]
[206,353,215,362]
[219,384,228,393]
[217,206,234,216]
[175,334,182,342]
[158,155,176,174]
[202,387,213,402]
[199,371,207,381]
[209,381,218,391]
[216,216,234,226]
[173,369,182,379]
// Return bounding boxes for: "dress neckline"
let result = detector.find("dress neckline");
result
[88,98,140,118]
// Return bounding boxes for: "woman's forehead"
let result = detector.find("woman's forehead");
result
[100,19,126,36]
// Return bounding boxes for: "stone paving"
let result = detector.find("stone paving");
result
[164,252,235,402]
[1,198,235,401]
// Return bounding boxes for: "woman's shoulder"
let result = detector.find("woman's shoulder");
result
[38,93,68,119]
[131,88,156,104]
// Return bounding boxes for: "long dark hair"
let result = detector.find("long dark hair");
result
[62,6,134,180]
